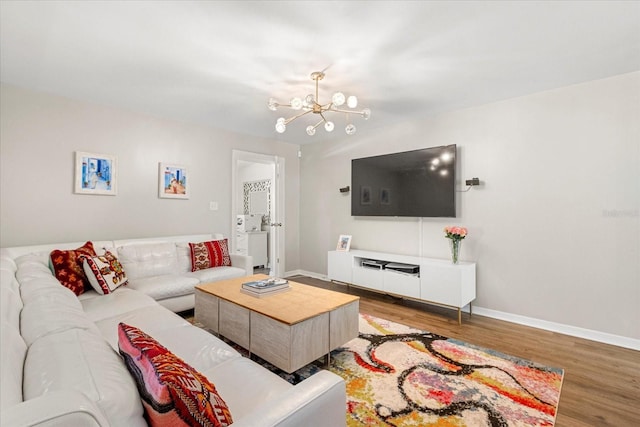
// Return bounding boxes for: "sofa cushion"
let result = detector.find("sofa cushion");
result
[15,254,57,284]
[175,243,193,273]
[14,252,49,269]
[20,286,100,346]
[202,357,292,420]
[126,274,199,301]
[0,322,27,410]
[93,305,190,350]
[24,328,146,427]
[189,239,231,272]
[49,241,97,295]
[19,276,69,303]
[82,251,128,294]
[118,323,233,427]
[1,281,22,327]
[185,266,247,284]
[81,288,158,322]
[116,242,178,280]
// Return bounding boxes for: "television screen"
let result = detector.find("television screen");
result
[351,145,456,217]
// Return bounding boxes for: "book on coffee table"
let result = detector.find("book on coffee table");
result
[240,286,291,298]
[242,278,289,292]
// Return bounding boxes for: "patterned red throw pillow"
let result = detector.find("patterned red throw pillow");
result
[50,241,97,296]
[188,239,231,272]
[118,323,233,427]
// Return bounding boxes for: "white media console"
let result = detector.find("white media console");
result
[328,250,476,324]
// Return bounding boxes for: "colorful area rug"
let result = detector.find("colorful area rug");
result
[332,314,563,426]
[196,313,564,426]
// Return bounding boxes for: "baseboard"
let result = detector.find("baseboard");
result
[284,269,327,280]
[288,270,640,351]
[472,306,640,351]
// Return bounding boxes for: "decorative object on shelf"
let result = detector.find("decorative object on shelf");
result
[159,163,189,199]
[444,226,468,264]
[74,151,117,196]
[268,71,371,136]
[336,234,352,252]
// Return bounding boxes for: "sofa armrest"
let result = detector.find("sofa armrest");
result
[229,370,346,427]
[1,391,110,427]
[230,254,253,276]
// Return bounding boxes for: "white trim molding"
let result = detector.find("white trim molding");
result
[472,306,640,351]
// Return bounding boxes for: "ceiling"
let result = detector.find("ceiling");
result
[1,1,639,144]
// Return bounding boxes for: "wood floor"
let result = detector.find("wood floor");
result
[289,275,640,427]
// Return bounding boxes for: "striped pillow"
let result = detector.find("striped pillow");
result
[188,239,231,271]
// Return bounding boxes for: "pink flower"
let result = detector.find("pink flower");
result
[444,226,468,240]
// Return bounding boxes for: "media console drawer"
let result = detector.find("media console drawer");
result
[383,270,420,298]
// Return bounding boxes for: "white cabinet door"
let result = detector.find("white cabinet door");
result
[327,251,352,283]
[420,263,475,307]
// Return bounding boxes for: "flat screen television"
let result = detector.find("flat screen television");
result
[351,144,456,217]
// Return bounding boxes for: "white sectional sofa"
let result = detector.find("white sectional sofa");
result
[0,234,347,427]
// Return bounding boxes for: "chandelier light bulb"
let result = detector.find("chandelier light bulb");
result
[275,119,286,133]
[268,98,278,111]
[362,108,371,120]
[332,92,346,106]
[306,125,316,136]
[324,121,335,132]
[305,94,315,105]
[347,95,358,108]
[290,97,303,110]
[345,124,356,135]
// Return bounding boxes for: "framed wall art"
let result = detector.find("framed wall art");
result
[159,163,189,199]
[74,151,117,196]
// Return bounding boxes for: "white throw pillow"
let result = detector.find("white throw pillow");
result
[82,251,128,295]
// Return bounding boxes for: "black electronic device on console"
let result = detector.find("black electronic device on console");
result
[384,262,420,275]
[361,259,389,270]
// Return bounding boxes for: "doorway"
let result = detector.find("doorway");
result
[231,150,285,278]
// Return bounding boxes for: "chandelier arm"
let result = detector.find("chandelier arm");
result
[312,119,324,130]
[328,107,367,115]
[284,109,313,125]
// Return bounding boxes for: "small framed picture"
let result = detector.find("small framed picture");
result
[336,235,352,252]
[360,186,371,205]
[380,188,390,205]
[74,151,117,196]
[159,163,189,199]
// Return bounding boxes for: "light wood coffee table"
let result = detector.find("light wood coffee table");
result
[195,274,360,373]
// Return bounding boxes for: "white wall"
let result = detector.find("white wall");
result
[0,84,301,270]
[299,72,640,342]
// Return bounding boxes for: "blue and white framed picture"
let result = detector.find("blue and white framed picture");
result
[74,151,117,196]
[159,162,189,199]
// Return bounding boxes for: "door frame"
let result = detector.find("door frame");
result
[231,150,285,277]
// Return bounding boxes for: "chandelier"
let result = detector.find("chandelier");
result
[268,71,371,136]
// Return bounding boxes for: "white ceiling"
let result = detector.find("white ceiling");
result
[1,1,639,144]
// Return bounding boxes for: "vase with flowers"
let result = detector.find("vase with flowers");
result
[444,226,467,264]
